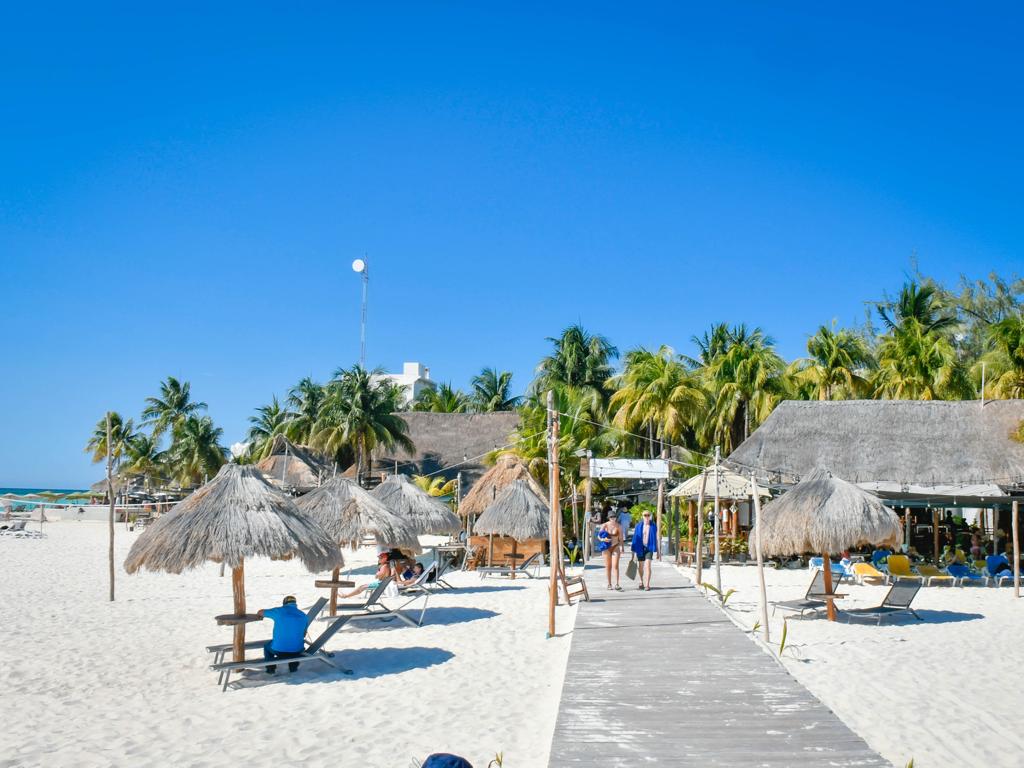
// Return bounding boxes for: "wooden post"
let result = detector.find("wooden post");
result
[583,473,592,562]
[695,470,707,586]
[655,448,667,560]
[231,561,247,662]
[903,508,911,551]
[1013,500,1020,599]
[329,565,341,617]
[713,447,722,600]
[932,509,941,564]
[547,390,560,637]
[750,472,769,643]
[687,500,695,565]
[106,413,115,602]
[821,550,837,622]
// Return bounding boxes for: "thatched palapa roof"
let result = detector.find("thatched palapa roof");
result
[125,464,341,574]
[752,468,902,556]
[372,473,463,535]
[669,468,769,500]
[729,400,1024,490]
[296,477,420,548]
[473,479,549,541]
[459,452,547,517]
[257,435,333,492]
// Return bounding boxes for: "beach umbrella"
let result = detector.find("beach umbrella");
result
[297,477,421,615]
[669,468,770,500]
[473,480,549,576]
[750,467,902,621]
[125,463,341,662]
[372,473,463,536]
[458,453,547,518]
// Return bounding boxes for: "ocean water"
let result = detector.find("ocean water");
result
[0,488,86,496]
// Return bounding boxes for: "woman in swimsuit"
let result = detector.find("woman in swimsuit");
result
[598,516,623,590]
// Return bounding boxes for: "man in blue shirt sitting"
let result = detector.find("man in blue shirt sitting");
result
[256,595,307,674]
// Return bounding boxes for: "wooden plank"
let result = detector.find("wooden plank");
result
[548,560,886,766]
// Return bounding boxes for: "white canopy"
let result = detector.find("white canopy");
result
[669,468,770,500]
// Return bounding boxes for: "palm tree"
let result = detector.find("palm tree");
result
[685,322,733,369]
[246,396,296,459]
[166,415,227,486]
[608,346,706,455]
[701,325,785,452]
[312,365,415,477]
[471,368,521,412]
[876,281,959,334]
[872,323,971,400]
[285,377,326,444]
[121,433,165,489]
[977,314,1024,398]
[141,377,207,441]
[534,324,618,410]
[85,412,136,466]
[411,383,470,413]
[412,475,457,497]
[787,323,876,400]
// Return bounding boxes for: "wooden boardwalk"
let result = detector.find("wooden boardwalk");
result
[549,560,887,767]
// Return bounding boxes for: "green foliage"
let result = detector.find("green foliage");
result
[471,368,521,411]
[411,382,471,413]
[629,502,656,524]
[702,583,736,605]
[788,322,875,400]
[778,619,789,656]
[246,395,295,460]
[534,323,618,409]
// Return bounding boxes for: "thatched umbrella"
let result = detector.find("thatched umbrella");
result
[297,477,421,615]
[372,473,462,536]
[751,467,902,621]
[125,464,341,661]
[459,453,547,518]
[474,480,549,577]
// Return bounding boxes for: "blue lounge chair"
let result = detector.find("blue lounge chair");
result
[871,549,892,568]
[945,564,984,587]
[808,557,846,577]
[984,555,1018,587]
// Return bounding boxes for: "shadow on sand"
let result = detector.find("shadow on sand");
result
[237,646,455,689]
[841,608,984,625]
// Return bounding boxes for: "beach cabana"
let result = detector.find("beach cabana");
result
[459,453,547,519]
[472,479,549,572]
[124,464,341,661]
[372,473,462,536]
[297,477,422,615]
[751,467,902,621]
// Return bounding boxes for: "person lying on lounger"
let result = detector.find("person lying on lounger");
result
[396,562,425,586]
[255,595,306,674]
[338,553,395,599]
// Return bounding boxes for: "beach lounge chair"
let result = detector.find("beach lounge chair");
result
[433,555,458,589]
[206,598,329,669]
[851,562,887,585]
[983,555,1018,587]
[477,551,541,579]
[915,564,954,586]
[884,555,922,584]
[210,611,353,692]
[842,580,923,624]
[334,577,428,628]
[771,570,846,617]
[945,563,985,587]
[808,557,846,577]
[871,549,891,568]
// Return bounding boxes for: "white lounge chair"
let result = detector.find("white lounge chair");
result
[477,552,541,579]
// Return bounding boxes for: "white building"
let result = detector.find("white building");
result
[373,361,434,405]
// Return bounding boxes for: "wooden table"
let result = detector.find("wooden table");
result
[314,579,355,589]
[215,613,263,626]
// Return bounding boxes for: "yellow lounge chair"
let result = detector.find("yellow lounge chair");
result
[916,564,954,586]
[885,554,923,584]
[852,562,887,585]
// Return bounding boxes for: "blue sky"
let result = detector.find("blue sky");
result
[1,3,1020,487]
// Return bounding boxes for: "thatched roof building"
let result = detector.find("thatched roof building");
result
[372,473,463,535]
[459,452,547,518]
[728,400,1024,505]
[752,468,902,557]
[474,480,549,541]
[257,435,333,493]
[371,412,519,486]
[296,477,420,548]
[124,464,341,574]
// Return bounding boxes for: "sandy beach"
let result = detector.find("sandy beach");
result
[681,562,1024,768]
[0,523,577,768]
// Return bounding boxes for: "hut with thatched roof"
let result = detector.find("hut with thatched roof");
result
[752,467,902,620]
[471,479,549,569]
[372,473,462,536]
[257,435,334,493]
[459,452,547,518]
[125,464,341,661]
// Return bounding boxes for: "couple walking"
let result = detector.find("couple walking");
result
[597,509,659,591]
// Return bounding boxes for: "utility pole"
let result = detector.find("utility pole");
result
[106,413,115,602]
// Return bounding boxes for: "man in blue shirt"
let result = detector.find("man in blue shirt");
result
[256,596,307,674]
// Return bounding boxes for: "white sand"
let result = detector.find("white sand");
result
[0,523,577,768]
[681,562,1024,768]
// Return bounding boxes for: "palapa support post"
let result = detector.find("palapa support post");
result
[509,538,519,581]
[821,551,837,622]
[329,566,341,617]
[750,472,769,643]
[1013,500,1020,599]
[932,509,941,564]
[694,471,707,586]
[684,500,695,565]
[231,561,247,662]
[547,390,560,637]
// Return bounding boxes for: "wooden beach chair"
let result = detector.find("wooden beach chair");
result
[477,551,541,579]
[210,612,353,692]
[851,562,887,585]
[915,564,954,586]
[884,555,922,584]
[206,597,329,673]
[842,580,923,624]
[771,570,846,617]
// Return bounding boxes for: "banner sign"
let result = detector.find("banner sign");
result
[588,458,669,480]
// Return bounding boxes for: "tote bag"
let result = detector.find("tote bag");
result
[626,555,638,581]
